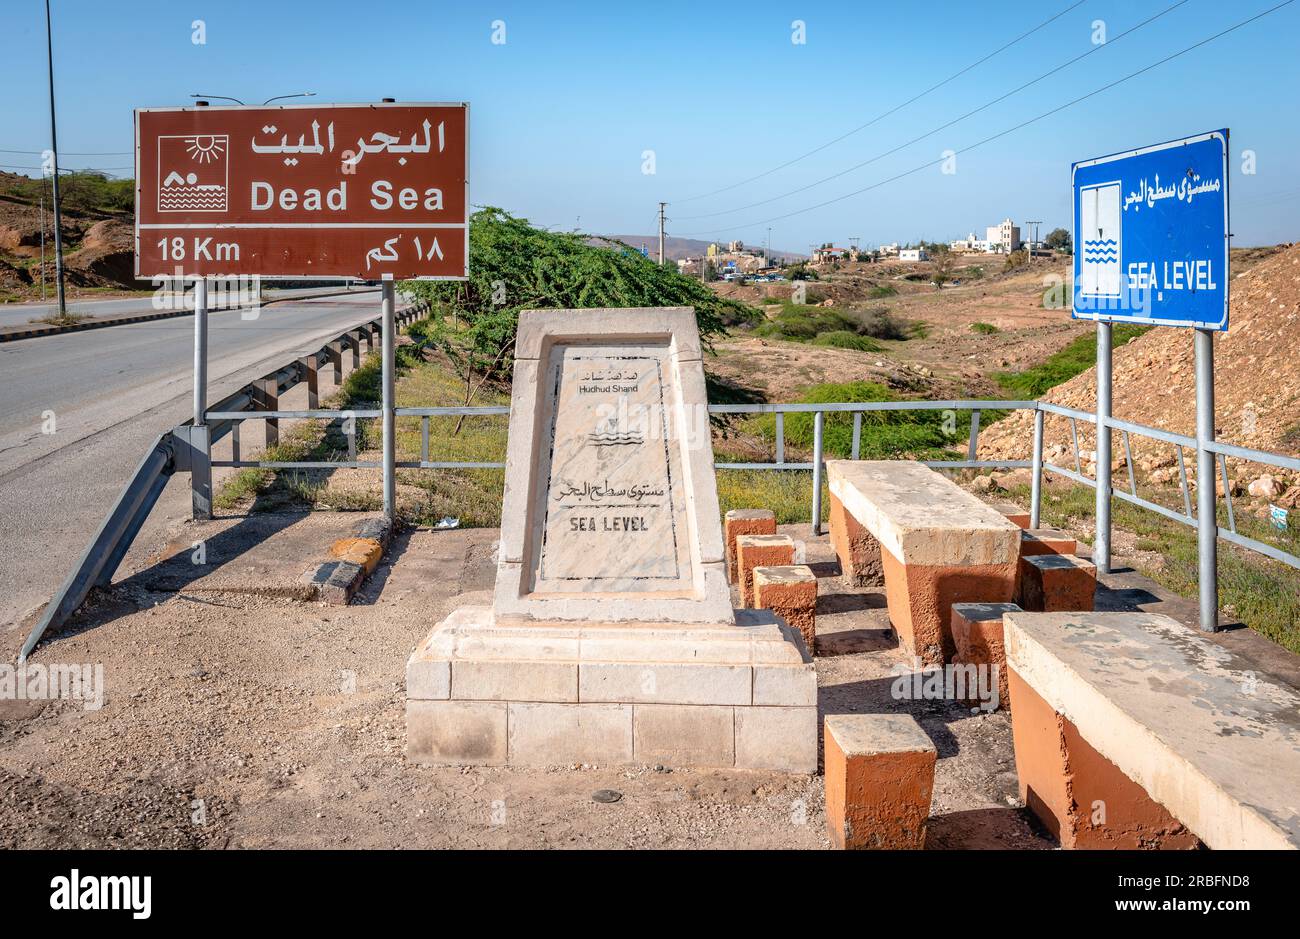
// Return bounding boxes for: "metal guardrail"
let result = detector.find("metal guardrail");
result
[23,300,1298,658]
[206,395,1299,578]
[17,296,431,661]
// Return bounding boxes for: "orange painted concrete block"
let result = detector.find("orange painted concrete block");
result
[828,491,883,587]
[991,502,1032,530]
[724,509,776,584]
[1007,668,1200,849]
[1018,553,1096,612]
[824,714,936,850]
[950,602,1021,712]
[754,565,817,656]
[736,534,795,608]
[1020,528,1077,557]
[881,549,1017,666]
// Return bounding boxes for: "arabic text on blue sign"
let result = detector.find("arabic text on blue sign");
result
[1072,129,1229,331]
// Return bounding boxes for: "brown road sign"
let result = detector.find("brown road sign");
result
[134,102,468,281]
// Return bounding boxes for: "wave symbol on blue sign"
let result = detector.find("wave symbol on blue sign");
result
[1082,238,1118,263]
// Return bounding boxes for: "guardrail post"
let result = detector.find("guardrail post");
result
[381,282,396,520]
[349,331,361,369]
[1030,408,1044,529]
[301,355,319,409]
[1095,321,1113,574]
[1195,328,1219,631]
[191,277,212,521]
[328,341,343,384]
[811,410,824,536]
[255,378,279,448]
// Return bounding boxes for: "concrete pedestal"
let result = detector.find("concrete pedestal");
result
[406,606,817,772]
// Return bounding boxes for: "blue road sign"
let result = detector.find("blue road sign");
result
[1072,129,1229,330]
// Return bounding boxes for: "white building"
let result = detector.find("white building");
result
[949,232,990,253]
[898,248,929,262]
[876,242,900,257]
[985,218,1021,254]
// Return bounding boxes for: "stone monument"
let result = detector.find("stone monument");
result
[405,307,816,771]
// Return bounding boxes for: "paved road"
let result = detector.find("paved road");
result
[0,291,390,633]
[0,285,369,328]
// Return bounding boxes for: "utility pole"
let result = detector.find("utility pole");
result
[766,227,772,262]
[39,187,47,301]
[44,0,67,316]
[657,202,666,265]
[1024,220,1042,261]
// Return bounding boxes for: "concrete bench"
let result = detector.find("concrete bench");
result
[1005,611,1300,849]
[826,461,1021,666]
[1017,553,1095,612]
[736,534,795,608]
[950,602,1022,712]
[990,501,1032,530]
[724,509,776,583]
[1020,528,1076,557]
[824,713,936,849]
[754,565,817,656]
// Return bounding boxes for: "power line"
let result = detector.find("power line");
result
[672,0,1087,205]
[677,0,1189,222]
[0,148,132,155]
[678,0,1295,239]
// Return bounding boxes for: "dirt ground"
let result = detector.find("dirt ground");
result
[709,260,1092,402]
[1,512,1053,850]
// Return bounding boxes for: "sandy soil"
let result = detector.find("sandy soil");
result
[0,517,1051,850]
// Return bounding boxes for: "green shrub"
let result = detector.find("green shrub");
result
[970,322,999,335]
[868,284,897,298]
[996,324,1151,398]
[751,381,954,459]
[812,330,881,352]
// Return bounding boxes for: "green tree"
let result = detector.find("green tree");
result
[1045,227,1072,252]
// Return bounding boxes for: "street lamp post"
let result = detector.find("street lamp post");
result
[44,0,67,316]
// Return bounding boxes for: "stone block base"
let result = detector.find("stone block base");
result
[991,502,1032,530]
[1020,528,1077,557]
[1007,667,1200,849]
[725,509,776,583]
[405,607,817,772]
[1018,553,1096,612]
[880,548,1017,666]
[824,714,936,849]
[754,565,817,656]
[828,491,883,587]
[950,602,1021,712]
[736,534,795,607]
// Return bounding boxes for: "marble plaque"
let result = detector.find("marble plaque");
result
[534,344,691,591]
[493,308,733,624]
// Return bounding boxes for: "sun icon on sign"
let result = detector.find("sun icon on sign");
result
[185,135,225,163]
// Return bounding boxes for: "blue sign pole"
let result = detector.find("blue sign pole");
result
[1072,130,1229,630]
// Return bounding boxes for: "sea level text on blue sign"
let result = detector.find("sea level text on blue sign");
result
[1072,129,1229,331]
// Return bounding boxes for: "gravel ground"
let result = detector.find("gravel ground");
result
[0,519,1053,850]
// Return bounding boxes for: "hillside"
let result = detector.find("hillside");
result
[980,243,1300,483]
[0,170,138,299]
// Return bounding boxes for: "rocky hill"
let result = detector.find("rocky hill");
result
[980,243,1300,502]
[0,170,138,297]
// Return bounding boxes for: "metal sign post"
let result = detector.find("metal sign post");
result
[191,277,212,519]
[1094,320,1112,573]
[381,281,396,519]
[1073,129,1229,631]
[1195,328,1218,628]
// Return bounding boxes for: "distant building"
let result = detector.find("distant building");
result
[812,245,853,263]
[875,242,900,257]
[985,218,1021,254]
[726,240,745,253]
[898,248,929,262]
[949,232,990,253]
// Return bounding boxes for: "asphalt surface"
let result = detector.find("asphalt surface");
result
[0,290,389,635]
[0,285,366,328]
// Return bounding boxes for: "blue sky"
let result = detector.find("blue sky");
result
[4,0,1299,249]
